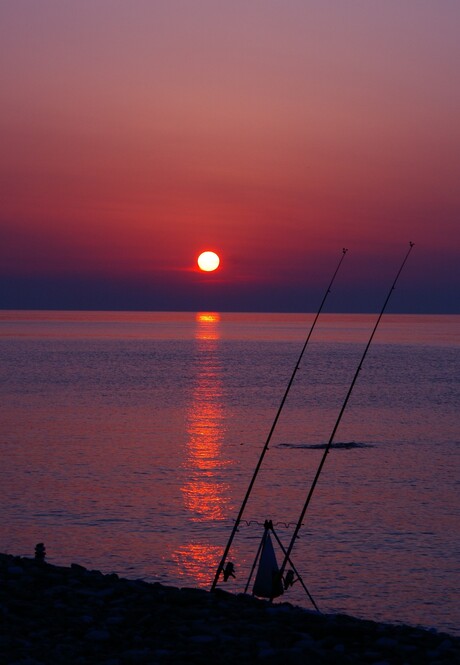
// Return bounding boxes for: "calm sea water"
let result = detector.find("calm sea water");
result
[0,311,459,635]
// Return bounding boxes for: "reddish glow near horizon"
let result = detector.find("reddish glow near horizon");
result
[0,3,459,311]
[197,251,220,272]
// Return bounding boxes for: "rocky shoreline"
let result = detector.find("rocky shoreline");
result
[1,553,458,664]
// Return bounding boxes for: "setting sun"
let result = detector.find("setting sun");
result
[197,251,220,272]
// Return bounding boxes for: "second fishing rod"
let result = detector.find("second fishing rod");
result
[276,241,415,588]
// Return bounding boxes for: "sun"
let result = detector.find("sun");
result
[197,251,220,272]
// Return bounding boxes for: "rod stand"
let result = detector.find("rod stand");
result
[245,519,319,612]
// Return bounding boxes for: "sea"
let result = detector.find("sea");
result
[1,310,459,636]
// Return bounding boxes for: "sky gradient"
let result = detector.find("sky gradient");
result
[1,1,459,312]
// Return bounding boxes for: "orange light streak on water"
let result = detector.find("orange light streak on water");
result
[176,313,233,582]
[182,312,230,523]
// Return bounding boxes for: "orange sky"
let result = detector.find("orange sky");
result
[1,1,459,311]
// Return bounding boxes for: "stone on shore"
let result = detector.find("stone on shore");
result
[1,553,458,664]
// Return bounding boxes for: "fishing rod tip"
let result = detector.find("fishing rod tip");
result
[409,241,415,247]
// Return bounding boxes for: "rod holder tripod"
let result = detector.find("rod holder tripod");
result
[245,520,319,612]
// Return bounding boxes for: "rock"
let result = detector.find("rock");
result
[121,649,153,662]
[375,636,398,648]
[189,634,216,644]
[0,552,459,665]
[85,629,110,641]
[258,646,276,658]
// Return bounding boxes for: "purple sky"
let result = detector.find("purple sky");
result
[1,1,459,312]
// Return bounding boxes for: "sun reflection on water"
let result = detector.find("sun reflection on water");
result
[172,542,224,587]
[195,312,221,339]
[174,312,232,585]
[182,312,230,521]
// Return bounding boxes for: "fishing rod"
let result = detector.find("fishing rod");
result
[211,247,348,591]
[277,242,415,584]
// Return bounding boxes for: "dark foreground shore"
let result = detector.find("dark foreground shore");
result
[1,553,458,664]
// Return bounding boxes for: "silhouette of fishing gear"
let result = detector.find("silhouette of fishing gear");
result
[212,243,414,613]
[211,249,349,597]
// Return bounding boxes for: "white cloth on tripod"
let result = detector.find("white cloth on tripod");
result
[252,531,284,598]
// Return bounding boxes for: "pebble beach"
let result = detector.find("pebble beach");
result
[1,553,459,664]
